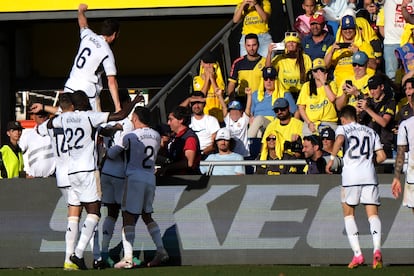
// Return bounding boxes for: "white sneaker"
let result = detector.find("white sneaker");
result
[147,249,169,267]
[114,258,134,269]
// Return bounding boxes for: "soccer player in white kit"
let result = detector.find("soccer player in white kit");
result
[48,91,142,270]
[326,105,386,269]
[36,94,75,270]
[392,94,414,214]
[112,106,169,269]
[64,3,121,112]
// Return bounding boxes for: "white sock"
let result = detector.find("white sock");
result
[368,215,381,252]
[101,216,116,254]
[89,225,101,260]
[147,222,164,251]
[122,225,135,261]
[344,215,361,256]
[65,216,79,263]
[75,214,99,258]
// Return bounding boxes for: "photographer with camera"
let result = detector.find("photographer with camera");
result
[261,98,304,174]
[357,74,396,173]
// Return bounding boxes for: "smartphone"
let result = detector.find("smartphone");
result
[345,80,353,86]
[337,42,351,48]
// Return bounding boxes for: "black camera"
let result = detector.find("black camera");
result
[284,138,303,153]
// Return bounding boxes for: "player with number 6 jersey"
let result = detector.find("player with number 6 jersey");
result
[64,3,121,112]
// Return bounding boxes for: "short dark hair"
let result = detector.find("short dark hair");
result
[71,90,92,111]
[339,105,357,121]
[245,33,259,44]
[58,93,73,111]
[133,106,151,126]
[170,106,191,126]
[303,134,322,149]
[101,19,120,36]
[191,91,205,98]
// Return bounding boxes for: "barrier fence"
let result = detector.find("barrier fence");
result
[0,174,413,268]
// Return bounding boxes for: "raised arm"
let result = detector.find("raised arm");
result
[78,3,89,29]
[107,94,144,121]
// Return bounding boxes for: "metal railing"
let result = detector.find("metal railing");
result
[146,19,241,124]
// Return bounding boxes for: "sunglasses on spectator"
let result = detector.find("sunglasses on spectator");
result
[312,68,326,73]
[266,136,277,141]
[264,77,275,81]
[285,32,299,38]
[352,63,366,67]
[274,107,288,113]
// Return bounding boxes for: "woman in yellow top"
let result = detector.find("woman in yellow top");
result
[266,32,312,118]
[297,58,338,136]
[233,0,272,57]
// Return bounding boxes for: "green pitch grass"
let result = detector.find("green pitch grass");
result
[1,265,413,276]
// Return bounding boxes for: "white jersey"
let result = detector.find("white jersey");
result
[64,28,117,99]
[397,117,414,184]
[224,112,250,157]
[19,126,55,178]
[101,118,133,178]
[37,121,70,188]
[336,122,383,186]
[190,115,220,151]
[52,110,109,174]
[122,127,160,180]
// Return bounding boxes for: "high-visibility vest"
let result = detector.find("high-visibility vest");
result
[0,145,24,179]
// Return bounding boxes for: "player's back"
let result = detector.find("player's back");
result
[338,122,382,186]
[54,110,109,174]
[123,127,160,178]
[68,28,115,84]
[37,121,70,187]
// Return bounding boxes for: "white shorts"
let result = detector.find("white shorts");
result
[68,171,100,205]
[341,185,380,206]
[101,174,125,205]
[403,182,414,208]
[122,174,155,215]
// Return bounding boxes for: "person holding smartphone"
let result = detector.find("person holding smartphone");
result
[324,14,376,89]
[335,51,374,110]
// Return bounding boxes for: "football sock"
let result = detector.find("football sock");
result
[75,214,99,258]
[90,225,101,260]
[65,216,79,263]
[368,215,382,252]
[147,221,164,251]
[101,216,116,254]
[344,215,362,256]
[122,225,135,260]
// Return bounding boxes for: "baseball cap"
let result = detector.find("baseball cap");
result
[7,121,24,131]
[352,51,368,66]
[320,127,335,141]
[228,100,242,110]
[273,98,289,109]
[262,67,277,79]
[312,58,326,70]
[341,15,356,30]
[309,13,325,25]
[367,75,383,90]
[215,127,231,141]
